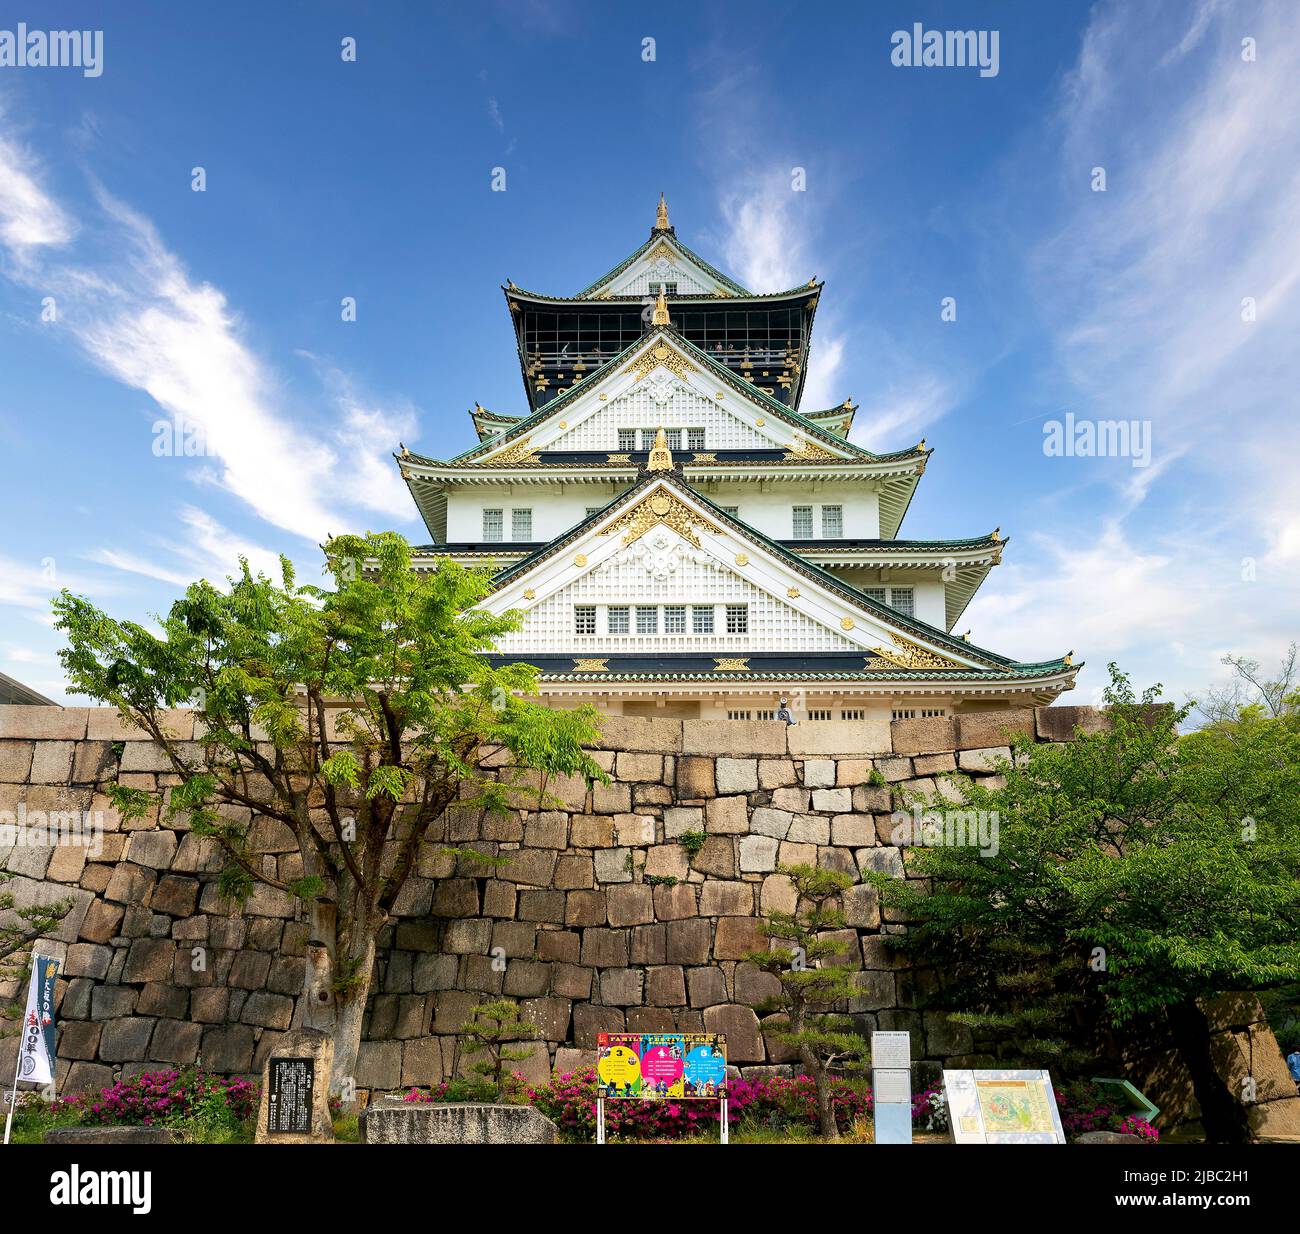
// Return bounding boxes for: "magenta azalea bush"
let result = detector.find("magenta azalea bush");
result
[55,1068,257,1128]
[1054,1080,1159,1142]
[512,1067,946,1141]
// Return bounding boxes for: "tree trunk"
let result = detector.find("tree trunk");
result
[329,925,378,1096]
[800,1046,838,1139]
[1167,998,1251,1144]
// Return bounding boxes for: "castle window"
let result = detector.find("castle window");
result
[574,606,596,635]
[727,710,752,721]
[511,509,532,540]
[687,428,706,451]
[482,509,503,542]
[608,606,630,634]
[921,707,946,718]
[808,709,832,721]
[892,708,916,721]
[725,604,748,634]
[664,606,686,634]
[792,506,813,537]
[890,587,915,617]
[841,708,866,721]
[617,429,637,452]
[665,428,683,451]
[636,606,659,634]
[821,505,843,537]
[692,606,714,634]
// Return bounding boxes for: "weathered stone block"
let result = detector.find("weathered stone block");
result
[739,833,778,872]
[662,806,703,839]
[615,751,663,782]
[843,883,881,928]
[788,720,891,756]
[581,928,629,968]
[99,1016,155,1061]
[698,880,752,916]
[958,746,1010,772]
[361,1098,559,1144]
[599,968,644,1006]
[955,709,1032,750]
[1035,704,1110,742]
[890,715,957,755]
[123,938,175,983]
[703,1004,765,1061]
[683,719,786,757]
[150,1018,204,1064]
[831,814,876,847]
[714,916,766,960]
[692,836,735,878]
[499,848,557,887]
[242,991,294,1030]
[665,918,712,965]
[591,782,632,814]
[653,882,697,920]
[675,755,716,798]
[705,794,747,834]
[787,814,830,844]
[595,715,682,754]
[564,889,607,927]
[593,847,632,884]
[554,854,594,889]
[715,758,758,794]
[606,883,654,927]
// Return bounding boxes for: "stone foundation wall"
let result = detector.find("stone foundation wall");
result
[0,703,1140,1098]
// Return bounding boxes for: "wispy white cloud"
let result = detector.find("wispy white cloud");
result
[0,102,75,250]
[0,114,422,547]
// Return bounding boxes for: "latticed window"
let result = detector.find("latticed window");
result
[482,509,503,542]
[892,708,916,721]
[608,606,630,634]
[722,506,739,516]
[725,604,748,634]
[921,707,946,718]
[841,709,866,721]
[808,709,832,721]
[727,710,752,721]
[640,428,657,449]
[664,605,686,633]
[863,587,886,604]
[687,428,706,451]
[511,509,532,540]
[617,429,637,451]
[890,587,915,617]
[692,606,714,634]
[792,506,813,537]
[636,606,659,634]
[756,710,776,721]
[665,429,683,451]
[821,505,843,537]
[574,606,596,635]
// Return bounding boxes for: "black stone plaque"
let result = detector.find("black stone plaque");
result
[267,1057,314,1135]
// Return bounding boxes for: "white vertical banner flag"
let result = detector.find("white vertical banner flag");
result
[18,955,59,1085]
[4,953,59,1144]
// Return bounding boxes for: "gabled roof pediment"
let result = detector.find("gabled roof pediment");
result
[483,470,1050,677]
[448,329,874,468]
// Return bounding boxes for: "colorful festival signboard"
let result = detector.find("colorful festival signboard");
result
[597,1033,727,1100]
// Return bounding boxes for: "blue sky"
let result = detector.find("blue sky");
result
[1,0,1296,708]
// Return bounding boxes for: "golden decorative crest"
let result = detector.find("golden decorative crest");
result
[647,239,677,264]
[573,554,588,567]
[600,485,720,549]
[713,658,749,673]
[655,192,670,231]
[573,658,608,672]
[783,437,839,462]
[606,453,632,463]
[646,426,675,471]
[841,617,856,631]
[787,587,800,598]
[625,341,697,383]
[651,289,671,326]
[483,435,539,466]
[734,553,748,566]
[691,452,717,463]
[869,633,965,671]
[522,589,535,600]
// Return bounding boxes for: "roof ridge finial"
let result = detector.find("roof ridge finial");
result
[646,425,674,471]
[651,287,671,326]
[655,192,670,231]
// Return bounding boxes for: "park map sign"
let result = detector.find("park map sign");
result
[597,1033,727,1100]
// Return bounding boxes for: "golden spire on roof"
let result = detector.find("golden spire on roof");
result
[646,426,674,471]
[651,288,671,326]
[655,192,670,231]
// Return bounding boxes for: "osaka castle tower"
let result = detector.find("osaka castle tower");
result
[396,196,1077,721]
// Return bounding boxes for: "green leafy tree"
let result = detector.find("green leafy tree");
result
[744,863,870,1139]
[459,999,542,1097]
[1,873,73,1034]
[53,531,605,1092]
[867,664,1300,1143]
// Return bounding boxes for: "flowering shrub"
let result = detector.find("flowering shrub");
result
[518,1067,949,1142]
[1054,1079,1158,1142]
[55,1069,256,1129]
[401,1077,499,1105]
